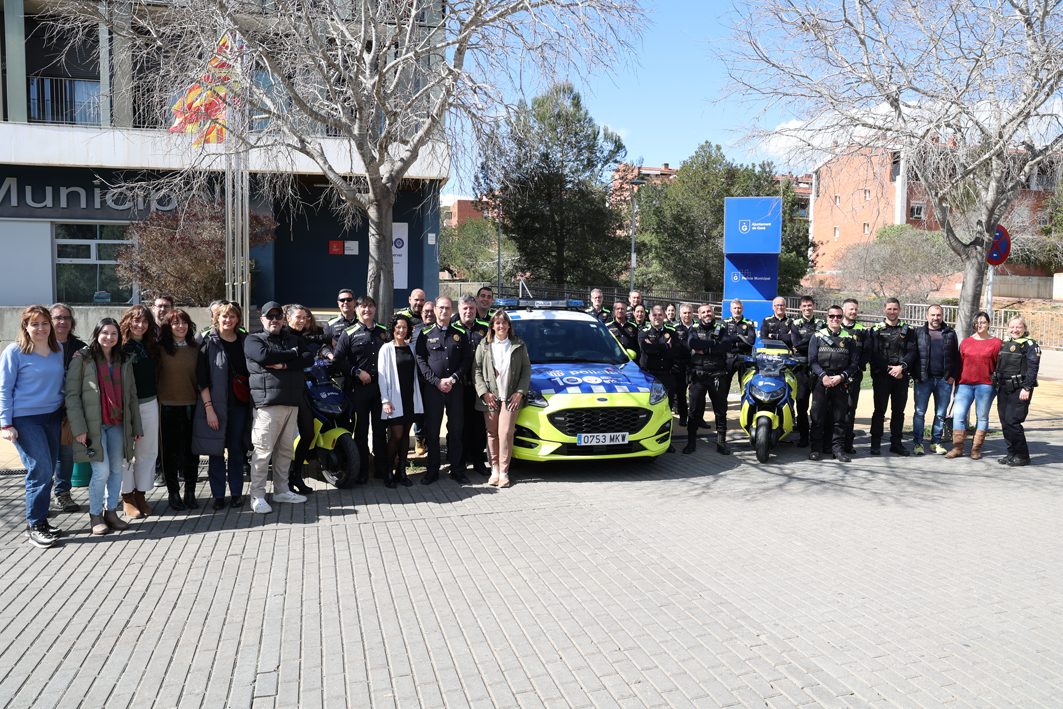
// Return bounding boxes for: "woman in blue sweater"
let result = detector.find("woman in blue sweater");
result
[0,305,67,548]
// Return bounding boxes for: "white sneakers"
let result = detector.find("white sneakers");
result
[252,491,307,514]
[272,491,308,504]
[252,498,272,514]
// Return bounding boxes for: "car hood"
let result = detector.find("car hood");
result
[531,361,654,395]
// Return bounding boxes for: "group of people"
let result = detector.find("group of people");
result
[0,285,534,549]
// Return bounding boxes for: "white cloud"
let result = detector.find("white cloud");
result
[603,124,631,140]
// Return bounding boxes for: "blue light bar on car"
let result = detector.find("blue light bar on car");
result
[494,298,585,309]
[495,298,520,306]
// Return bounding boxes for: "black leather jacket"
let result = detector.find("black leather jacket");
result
[913,324,960,383]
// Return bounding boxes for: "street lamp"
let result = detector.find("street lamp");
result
[628,178,646,292]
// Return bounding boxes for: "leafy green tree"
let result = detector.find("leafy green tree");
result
[477,83,628,285]
[438,216,518,282]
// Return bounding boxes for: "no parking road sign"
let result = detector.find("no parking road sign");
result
[988,225,1010,266]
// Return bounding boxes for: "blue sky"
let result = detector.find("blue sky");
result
[443,1,787,197]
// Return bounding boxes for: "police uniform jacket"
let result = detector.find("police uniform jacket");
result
[725,316,757,355]
[639,324,687,374]
[414,322,473,387]
[687,320,732,375]
[395,307,424,329]
[869,320,916,376]
[325,314,358,343]
[995,335,1040,392]
[841,322,871,372]
[913,324,960,382]
[673,320,694,363]
[808,328,860,381]
[790,317,826,361]
[585,305,611,324]
[459,318,490,384]
[334,321,389,383]
[607,318,640,357]
[760,315,798,349]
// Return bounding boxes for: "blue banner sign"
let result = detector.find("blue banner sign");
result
[724,197,782,254]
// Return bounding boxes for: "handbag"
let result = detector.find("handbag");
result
[232,372,251,403]
[60,415,73,446]
[941,386,956,439]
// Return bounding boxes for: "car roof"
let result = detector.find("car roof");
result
[507,310,599,322]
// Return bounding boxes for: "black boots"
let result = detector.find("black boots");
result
[383,463,397,489]
[395,464,412,487]
[183,487,198,509]
[716,429,731,455]
[168,492,186,511]
[289,462,314,495]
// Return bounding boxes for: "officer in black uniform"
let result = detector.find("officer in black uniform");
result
[665,304,677,326]
[808,306,860,462]
[326,288,359,345]
[869,298,916,456]
[639,306,686,451]
[457,295,490,476]
[760,296,798,348]
[414,297,473,484]
[333,295,389,484]
[586,288,611,323]
[395,288,427,329]
[684,304,734,455]
[673,304,695,426]
[994,316,1041,466]
[790,296,824,447]
[607,301,640,358]
[840,298,870,454]
[725,298,757,385]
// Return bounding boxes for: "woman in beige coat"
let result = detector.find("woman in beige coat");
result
[474,311,531,487]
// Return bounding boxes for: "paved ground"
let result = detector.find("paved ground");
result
[1,408,1062,707]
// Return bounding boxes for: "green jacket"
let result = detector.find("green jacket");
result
[473,336,532,412]
[65,348,145,464]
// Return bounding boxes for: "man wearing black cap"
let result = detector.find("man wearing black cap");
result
[244,301,315,513]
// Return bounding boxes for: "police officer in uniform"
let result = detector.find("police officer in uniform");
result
[586,289,611,323]
[760,296,798,348]
[414,297,473,484]
[673,303,695,426]
[725,298,757,383]
[683,304,733,455]
[994,316,1041,466]
[790,296,824,447]
[607,301,640,358]
[326,288,359,344]
[457,295,490,476]
[639,306,686,451]
[840,298,870,454]
[475,286,494,321]
[333,296,389,484]
[395,288,427,329]
[869,298,915,456]
[665,304,677,326]
[808,306,860,462]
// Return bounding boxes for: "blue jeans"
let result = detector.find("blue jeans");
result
[208,406,248,498]
[89,424,125,515]
[54,443,74,496]
[913,377,953,445]
[953,384,996,432]
[13,410,62,525]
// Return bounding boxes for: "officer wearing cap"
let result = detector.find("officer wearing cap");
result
[333,296,389,484]
[869,298,916,456]
[683,304,733,455]
[607,301,640,358]
[994,316,1041,466]
[586,288,611,323]
[414,296,473,485]
[640,306,687,450]
[840,298,870,454]
[808,305,860,462]
[326,288,359,345]
[790,296,824,447]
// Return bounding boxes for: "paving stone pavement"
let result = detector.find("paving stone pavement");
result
[0,430,1061,709]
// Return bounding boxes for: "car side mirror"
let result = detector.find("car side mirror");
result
[626,348,637,361]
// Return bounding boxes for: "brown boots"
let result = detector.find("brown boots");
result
[89,514,109,535]
[133,490,152,517]
[103,510,129,531]
[945,430,967,458]
[971,430,987,460]
[122,492,142,519]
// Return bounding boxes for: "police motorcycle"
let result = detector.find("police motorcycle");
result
[293,346,360,488]
[739,339,799,463]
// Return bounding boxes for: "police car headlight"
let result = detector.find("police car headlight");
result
[649,380,668,406]
[751,385,784,403]
[527,388,548,408]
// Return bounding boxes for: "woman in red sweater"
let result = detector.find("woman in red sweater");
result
[946,311,1001,459]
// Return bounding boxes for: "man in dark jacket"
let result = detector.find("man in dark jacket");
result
[244,301,315,513]
[911,304,959,455]
[869,298,916,456]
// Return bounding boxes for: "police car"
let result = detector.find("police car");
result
[496,299,673,461]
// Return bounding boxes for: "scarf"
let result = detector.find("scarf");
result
[97,357,124,426]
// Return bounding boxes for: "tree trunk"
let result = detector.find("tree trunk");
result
[955,225,993,341]
[366,198,396,319]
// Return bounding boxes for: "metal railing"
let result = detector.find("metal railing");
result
[28,77,101,126]
[440,281,723,309]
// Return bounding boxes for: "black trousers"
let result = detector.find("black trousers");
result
[998,388,1031,458]
[794,367,812,439]
[351,381,386,475]
[460,380,487,471]
[687,372,730,439]
[844,372,863,448]
[810,378,850,453]
[423,382,464,474]
[161,404,198,495]
[292,391,315,467]
[870,372,909,445]
[674,364,689,420]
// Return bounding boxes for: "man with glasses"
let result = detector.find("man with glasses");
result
[869,298,916,456]
[414,297,473,484]
[840,298,871,454]
[808,306,859,462]
[586,289,611,323]
[639,305,686,451]
[151,295,174,332]
[790,296,825,447]
[334,296,389,484]
[243,301,315,513]
[326,289,359,345]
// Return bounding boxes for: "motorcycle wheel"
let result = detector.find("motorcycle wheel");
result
[755,418,772,463]
[321,432,360,489]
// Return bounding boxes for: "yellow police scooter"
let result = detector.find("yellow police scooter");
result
[293,347,360,487]
[739,339,799,463]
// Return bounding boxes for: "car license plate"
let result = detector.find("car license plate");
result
[577,433,629,446]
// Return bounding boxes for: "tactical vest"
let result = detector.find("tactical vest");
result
[791,317,821,354]
[873,321,911,367]
[815,329,855,374]
[996,337,1033,379]
[689,322,728,374]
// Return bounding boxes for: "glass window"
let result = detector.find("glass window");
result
[54,223,133,303]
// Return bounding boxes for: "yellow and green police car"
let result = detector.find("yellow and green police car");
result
[497,300,673,461]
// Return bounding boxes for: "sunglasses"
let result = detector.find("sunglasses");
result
[338,297,354,303]
[827,314,842,319]
[264,313,284,320]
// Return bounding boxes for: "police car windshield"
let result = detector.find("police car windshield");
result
[510,317,629,365]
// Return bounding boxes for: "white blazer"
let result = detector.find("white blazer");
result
[377,341,423,420]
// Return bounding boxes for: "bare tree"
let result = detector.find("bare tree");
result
[834,224,961,302]
[47,0,644,315]
[718,0,1063,337]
